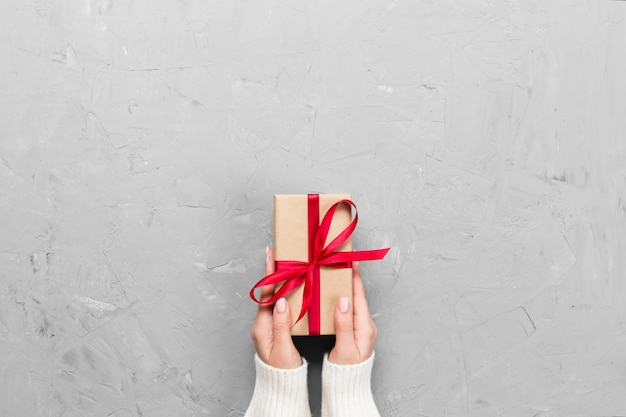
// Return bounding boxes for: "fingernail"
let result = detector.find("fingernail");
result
[266,246,271,263]
[276,297,287,313]
[339,297,350,313]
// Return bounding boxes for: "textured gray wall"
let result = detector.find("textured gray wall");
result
[1,1,626,416]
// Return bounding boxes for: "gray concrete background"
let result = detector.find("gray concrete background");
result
[1,1,626,416]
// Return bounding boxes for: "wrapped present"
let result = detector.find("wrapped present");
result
[250,194,389,336]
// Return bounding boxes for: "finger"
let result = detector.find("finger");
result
[333,296,355,352]
[272,298,294,348]
[255,285,275,315]
[351,261,371,319]
[257,248,276,313]
[259,284,274,302]
[265,246,275,275]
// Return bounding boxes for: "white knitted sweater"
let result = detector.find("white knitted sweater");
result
[244,352,380,417]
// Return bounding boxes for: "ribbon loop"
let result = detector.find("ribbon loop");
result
[249,195,390,335]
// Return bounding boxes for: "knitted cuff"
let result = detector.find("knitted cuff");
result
[244,354,311,417]
[321,352,381,417]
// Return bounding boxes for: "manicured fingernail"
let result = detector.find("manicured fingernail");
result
[266,246,271,262]
[339,297,350,313]
[276,297,287,313]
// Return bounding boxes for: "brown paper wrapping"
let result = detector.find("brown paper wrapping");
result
[274,194,353,336]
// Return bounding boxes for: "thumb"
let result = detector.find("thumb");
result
[333,297,354,350]
[272,298,294,346]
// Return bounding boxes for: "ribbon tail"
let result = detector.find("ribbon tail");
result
[297,266,316,324]
[249,267,308,304]
[321,248,390,266]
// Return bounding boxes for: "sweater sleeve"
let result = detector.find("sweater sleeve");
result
[244,354,311,417]
[321,352,381,417]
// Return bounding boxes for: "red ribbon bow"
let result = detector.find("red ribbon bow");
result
[250,195,390,335]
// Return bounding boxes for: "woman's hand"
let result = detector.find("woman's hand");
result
[250,247,302,369]
[328,262,377,365]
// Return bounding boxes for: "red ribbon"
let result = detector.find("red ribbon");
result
[250,195,390,335]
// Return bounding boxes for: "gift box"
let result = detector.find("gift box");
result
[275,194,353,335]
[250,194,389,336]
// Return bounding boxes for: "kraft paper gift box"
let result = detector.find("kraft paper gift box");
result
[274,194,353,336]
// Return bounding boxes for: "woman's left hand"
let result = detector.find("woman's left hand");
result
[250,247,302,369]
